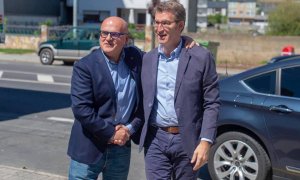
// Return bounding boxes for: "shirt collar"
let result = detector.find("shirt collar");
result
[158,38,183,60]
[102,49,125,65]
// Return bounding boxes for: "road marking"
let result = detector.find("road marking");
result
[0,70,71,78]
[37,74,54,82]
[0,71,2,78]
[0,78,70,86]
[47,117,74,123]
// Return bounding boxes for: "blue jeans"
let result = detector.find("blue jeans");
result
[69,143,131,180]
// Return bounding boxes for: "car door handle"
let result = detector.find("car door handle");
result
[269,105,293,113]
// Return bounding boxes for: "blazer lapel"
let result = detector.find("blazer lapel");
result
[124,55,138,80]
[96,50,116,104]
[174,48,190,102]
[124,54,140,107]
[149,50,159,104]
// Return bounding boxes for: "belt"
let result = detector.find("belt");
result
[160,126,180,134]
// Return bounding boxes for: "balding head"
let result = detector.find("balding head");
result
[101,16,128,34]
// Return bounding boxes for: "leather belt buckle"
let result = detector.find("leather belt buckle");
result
[161,126,179,134]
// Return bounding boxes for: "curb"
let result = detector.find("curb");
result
[0,53,39,63]
[0,165,67,180]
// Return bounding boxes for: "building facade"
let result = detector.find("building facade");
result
[4,0,69,26]
[228,0,256,25]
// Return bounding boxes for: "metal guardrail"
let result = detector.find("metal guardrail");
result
[4,25,144,42]
[6,25,41,35]
[5,25,72,39]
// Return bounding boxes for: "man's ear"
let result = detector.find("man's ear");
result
[178,21,185,31]
[125,35,129,46]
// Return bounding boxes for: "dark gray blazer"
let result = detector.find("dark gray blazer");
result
[139,43,220,158]
[68,47,144,164]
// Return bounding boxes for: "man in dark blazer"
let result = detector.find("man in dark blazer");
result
[139,1,220,179]
[67,16,143,180]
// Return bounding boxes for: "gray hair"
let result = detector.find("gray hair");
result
[154,0,186,23]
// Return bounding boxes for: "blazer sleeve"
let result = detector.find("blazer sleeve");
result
[125,46,145,144]
[199,52,220,142]
[71,60,115,144]
[130,95,144,144]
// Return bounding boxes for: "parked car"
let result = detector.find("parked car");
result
[37,26,99,65]
[208,55,300,180]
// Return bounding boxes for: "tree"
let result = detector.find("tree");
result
[268,1,300,35]
[207,14,227,27]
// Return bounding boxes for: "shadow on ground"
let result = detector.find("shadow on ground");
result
[0,87,71,121]
[198,164,212,180]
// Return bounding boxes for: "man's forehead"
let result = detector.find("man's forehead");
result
[155,12,175,20]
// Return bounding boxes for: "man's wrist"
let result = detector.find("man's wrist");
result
[201,138,213,144]
[126,124,135,135]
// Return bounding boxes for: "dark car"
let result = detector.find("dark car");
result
[37,26,100,65]
[208,55,300,180]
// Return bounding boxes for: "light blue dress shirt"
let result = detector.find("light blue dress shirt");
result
[102,50,136,134]
[150,40,212,143]
[150,39,183,127]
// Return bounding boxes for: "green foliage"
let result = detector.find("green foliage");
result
[207,14,227,26]
[268,1,300,36]
[128,23,145,40]
[39,19,53,26]
[0,48,35,54]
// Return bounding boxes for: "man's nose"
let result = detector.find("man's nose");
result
[106,33,112,40]
[156,25,164,33]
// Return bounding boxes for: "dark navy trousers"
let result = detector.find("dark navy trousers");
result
[144,126,197,180]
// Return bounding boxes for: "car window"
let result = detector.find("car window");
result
[281,66,300,98]
[62,29,85,41]
[244,71,276,94]
[75,29,99,41]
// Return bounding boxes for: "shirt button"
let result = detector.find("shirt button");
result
[148,103,152,107]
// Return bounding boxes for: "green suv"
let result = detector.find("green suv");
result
[37,26,100,65]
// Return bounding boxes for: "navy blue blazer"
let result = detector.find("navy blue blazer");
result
[139,43,220,159]
[68,47,144,164]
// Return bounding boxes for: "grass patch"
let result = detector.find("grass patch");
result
[260,60,268,65]
[0,48,35,54]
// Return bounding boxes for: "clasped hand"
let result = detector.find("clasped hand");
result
[111,125,130,146]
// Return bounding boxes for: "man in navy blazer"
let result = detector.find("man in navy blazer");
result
[139,1,220,179]
[67,17,143,180]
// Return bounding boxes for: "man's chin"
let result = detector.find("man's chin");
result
[157,38,168,45]
[101,47,114,53]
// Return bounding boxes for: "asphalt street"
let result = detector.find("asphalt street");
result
[0,59,146,180]
[0,53,245,179]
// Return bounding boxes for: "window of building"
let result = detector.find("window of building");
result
[281,66,300,98]
[244,71,276,94]
[83,11,110,23]
[99,11,110,23]
[137,13,146,24]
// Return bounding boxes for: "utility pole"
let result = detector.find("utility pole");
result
[147,0,160,49]
[0,0,5,43]
[73,0,77,27]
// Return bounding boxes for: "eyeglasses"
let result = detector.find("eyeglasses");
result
[153,20,177,28]
[100,31,128,39]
